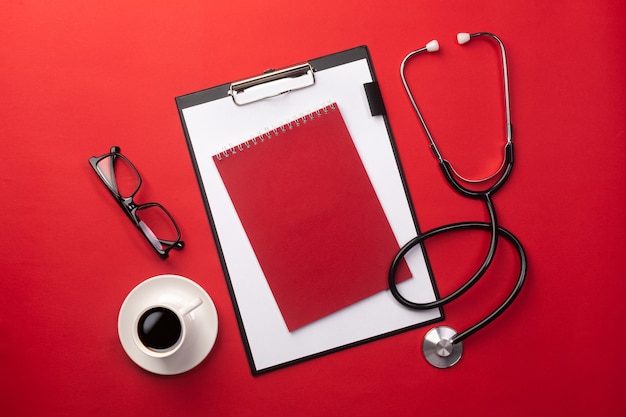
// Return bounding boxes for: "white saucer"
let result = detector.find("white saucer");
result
[118,275,218,375]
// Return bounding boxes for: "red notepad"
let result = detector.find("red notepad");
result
[214,103,411,331]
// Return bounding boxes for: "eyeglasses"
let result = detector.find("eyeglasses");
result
[89,146,184,259]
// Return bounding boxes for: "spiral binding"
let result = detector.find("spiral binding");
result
[215,103,337,161]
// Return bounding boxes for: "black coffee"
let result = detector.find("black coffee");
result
[137,307,182,351]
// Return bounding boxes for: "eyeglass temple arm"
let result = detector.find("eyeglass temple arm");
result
[159,239,184,249]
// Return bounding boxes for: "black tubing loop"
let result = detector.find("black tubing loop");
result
[388,218,527,346]
[451,226,526,344]
[388,194,498,310]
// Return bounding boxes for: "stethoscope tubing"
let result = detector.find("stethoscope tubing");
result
[392,32,527,350]
[388,206,527,344]
[453,223,526,344]
[389,193,499,310]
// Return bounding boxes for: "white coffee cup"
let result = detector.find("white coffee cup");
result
[132,297,203,358]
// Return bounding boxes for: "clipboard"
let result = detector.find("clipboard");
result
[176,46,442,374]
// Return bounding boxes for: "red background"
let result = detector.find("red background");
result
[2,1,625,416]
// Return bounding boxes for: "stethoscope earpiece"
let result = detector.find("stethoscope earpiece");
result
[425,40,440,52]
[457,32,471,45]
[423,326,463,368]
[400,31,513,183]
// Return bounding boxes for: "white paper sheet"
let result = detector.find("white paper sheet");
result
[180,55,441,373]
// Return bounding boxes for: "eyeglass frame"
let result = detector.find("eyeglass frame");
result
[88,146,184,259]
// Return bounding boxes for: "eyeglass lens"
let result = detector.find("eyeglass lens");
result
[95,154,140,198]
[136,204,180,252]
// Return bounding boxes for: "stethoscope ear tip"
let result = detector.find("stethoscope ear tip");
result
[425,33,472,52]
[425,40,440,52]
[423,326,463,368]
[457,32,471,45]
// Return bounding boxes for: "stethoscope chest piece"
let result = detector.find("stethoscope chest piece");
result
[422,326,463,368]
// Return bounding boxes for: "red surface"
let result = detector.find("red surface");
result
[2,1,625,416]
[214,105,409,331]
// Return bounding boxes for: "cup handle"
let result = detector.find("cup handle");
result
[179,297,203,316]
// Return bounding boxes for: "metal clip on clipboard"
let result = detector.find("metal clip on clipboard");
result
[228,63,315,106]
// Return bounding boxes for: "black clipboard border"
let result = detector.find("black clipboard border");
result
[175,45,443,375]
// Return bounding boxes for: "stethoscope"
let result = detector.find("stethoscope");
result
[389,32,527,368]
